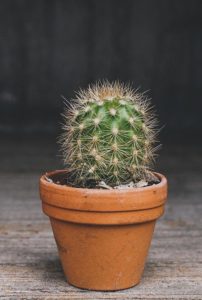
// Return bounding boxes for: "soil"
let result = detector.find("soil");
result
[45,170,160,189]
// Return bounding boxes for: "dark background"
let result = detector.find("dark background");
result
[1,0,202,144]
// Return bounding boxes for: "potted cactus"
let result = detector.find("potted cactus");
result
[39,81,167,291]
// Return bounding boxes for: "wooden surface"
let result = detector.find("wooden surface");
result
[0,136,202,299]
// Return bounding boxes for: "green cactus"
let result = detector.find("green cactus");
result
[60,81,159,187]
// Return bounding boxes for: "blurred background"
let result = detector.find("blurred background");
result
[1,0,202,145]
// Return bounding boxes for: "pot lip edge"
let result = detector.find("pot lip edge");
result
[40,169,167,194]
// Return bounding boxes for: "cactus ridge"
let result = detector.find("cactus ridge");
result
[60,81,159,187]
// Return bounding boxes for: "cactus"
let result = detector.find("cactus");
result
[60,81,159,187]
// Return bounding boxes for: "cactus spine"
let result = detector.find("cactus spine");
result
[60,81,159,187]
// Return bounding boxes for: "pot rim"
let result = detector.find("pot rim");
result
[41,170,166,192]
[40,170,167,212]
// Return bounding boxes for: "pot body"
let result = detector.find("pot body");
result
[40,170,167,291]
[50,218,155,290]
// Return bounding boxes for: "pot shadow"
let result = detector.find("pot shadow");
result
[143,261,155,275]
[22,250,87,292]
[37,256,64,280]
[20,247,64,281]
[141,260,158,285]
[27,254,65,281]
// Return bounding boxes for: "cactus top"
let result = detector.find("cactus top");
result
[60,81,159,187]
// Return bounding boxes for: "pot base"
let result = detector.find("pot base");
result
[50,218,155,291]
[68,280,140,292]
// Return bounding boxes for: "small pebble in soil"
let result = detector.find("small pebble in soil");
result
[44,176,53,183]
[114,180,148,190]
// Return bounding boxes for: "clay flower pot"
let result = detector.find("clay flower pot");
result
[40,170,167,291]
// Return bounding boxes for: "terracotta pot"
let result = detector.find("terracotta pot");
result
[39,170,167,291]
